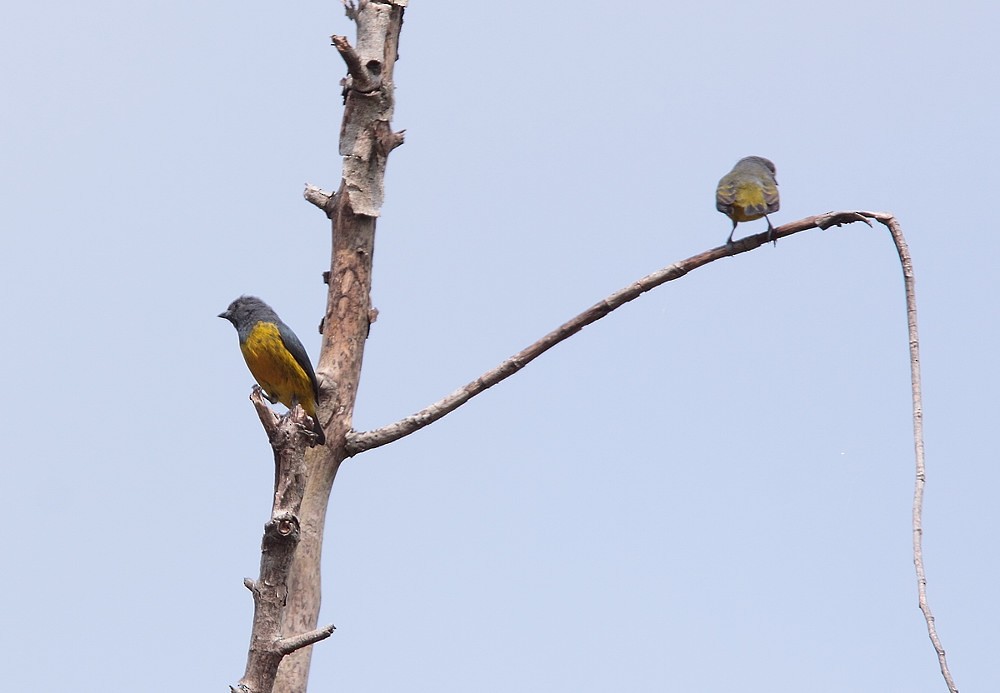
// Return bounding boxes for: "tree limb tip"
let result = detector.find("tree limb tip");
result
[250,387,280,437]
[276,623,337,656]
[304,184,337,218]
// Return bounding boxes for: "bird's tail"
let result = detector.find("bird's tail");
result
[311,415,326,446]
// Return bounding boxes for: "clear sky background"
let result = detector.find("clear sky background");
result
[2,1,997,691]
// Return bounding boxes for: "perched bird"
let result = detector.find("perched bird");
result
[219,295,325,445]
[716,156,780,245]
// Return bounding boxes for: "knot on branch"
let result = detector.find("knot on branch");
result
[276,518,296,537]
[816,210,873,230]
[263,511,301,548]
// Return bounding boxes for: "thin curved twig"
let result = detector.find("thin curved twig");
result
[877,213,959,692]
[346,210,868,455]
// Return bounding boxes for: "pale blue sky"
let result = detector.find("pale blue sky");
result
[2,1,997,691]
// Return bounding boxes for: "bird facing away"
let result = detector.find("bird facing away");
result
[219,295,325,445]
[716,156,780,245]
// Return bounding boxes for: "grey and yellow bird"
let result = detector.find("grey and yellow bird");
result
[219,295,325,445]
[716,156,780,245]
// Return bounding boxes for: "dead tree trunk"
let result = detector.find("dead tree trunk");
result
[233,3,407,692]
[277,3,406,692]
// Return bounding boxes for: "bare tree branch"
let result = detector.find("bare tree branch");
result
[345,210,872,455]
[249,386,280,440]
[303,184,336,218]
[276,624,337,656]
[880,214,959,693]
[331,35,380,93]
[344,208,959,690]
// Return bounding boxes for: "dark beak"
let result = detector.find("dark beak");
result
[218,311,231,321]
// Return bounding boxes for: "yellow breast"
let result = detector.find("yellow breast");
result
[240,322,317,416]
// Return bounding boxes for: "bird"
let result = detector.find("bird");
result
[716,156,780,245]
[219,295,325,445]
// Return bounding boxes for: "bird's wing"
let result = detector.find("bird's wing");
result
[715,179,737,212]
[277,322,321,399]
[763,181,780,214]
